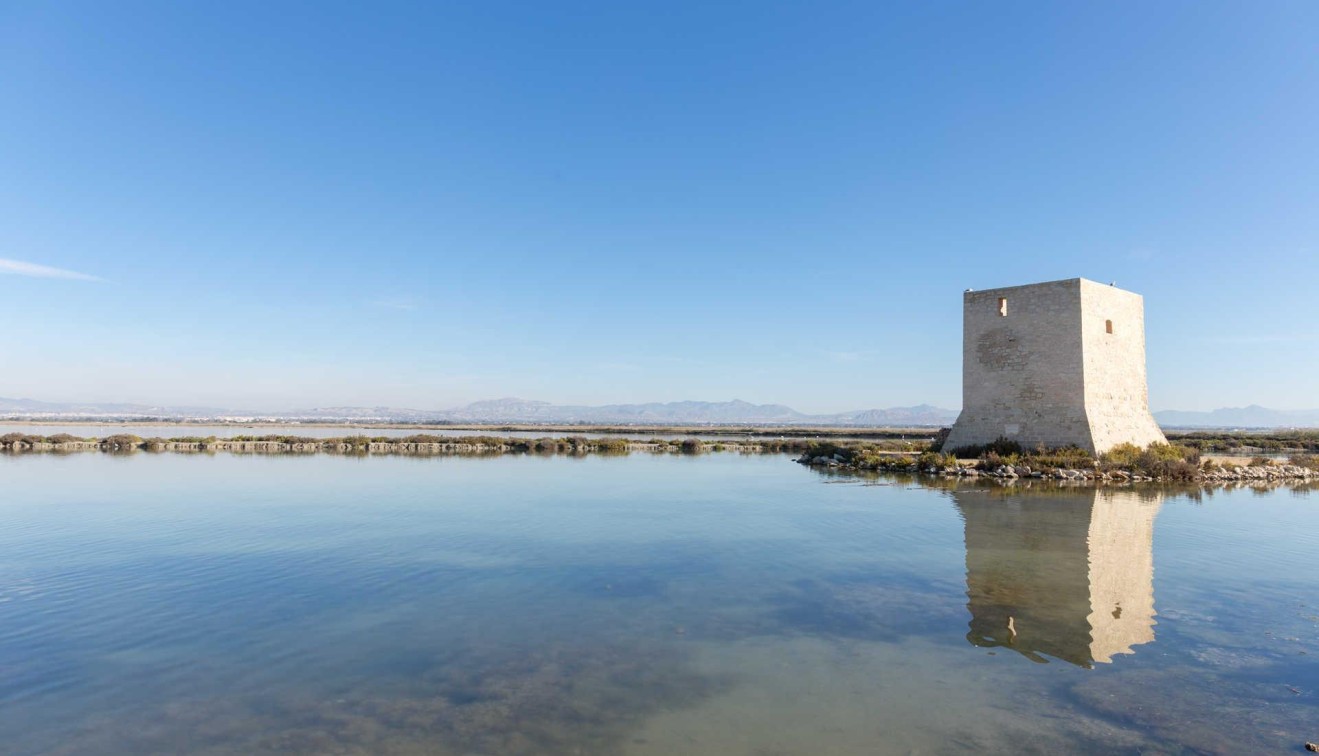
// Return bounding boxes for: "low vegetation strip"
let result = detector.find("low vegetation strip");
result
[796,437,1319,483]
[1165,429,1319,454]
[5,431,1315,484]
[0,432,825,457]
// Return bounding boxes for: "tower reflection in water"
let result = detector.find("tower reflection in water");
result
[952,488,1163,668]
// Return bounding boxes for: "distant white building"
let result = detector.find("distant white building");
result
[942,278,1166,455]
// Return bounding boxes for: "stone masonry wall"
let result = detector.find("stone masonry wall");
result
[1078,279,1167,451]
[943,278,1166,455]
[943,279,1093,451]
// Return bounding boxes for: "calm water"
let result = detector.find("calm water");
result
[0,453,1315,754]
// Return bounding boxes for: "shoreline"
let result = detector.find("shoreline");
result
[3,419,1313,453]
[2,432,1314,487]
[797,453,1318,484]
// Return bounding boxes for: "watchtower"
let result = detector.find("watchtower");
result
[942,278,1165,455]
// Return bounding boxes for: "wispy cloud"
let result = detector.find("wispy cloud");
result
[0,258,101,281]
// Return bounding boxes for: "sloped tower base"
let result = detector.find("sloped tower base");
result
[942,278,1166,456]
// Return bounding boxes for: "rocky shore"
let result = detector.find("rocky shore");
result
[796,454,1318,483]
[6,432,1315,485]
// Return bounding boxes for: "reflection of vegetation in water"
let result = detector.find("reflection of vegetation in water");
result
[0,431,826,458]
[807,463,1319,497]
[58,641,728,755]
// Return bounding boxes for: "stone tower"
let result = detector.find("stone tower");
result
[942,278,1165,455]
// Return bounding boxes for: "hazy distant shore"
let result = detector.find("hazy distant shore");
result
[0,419,940,440]
[4,431,1316,488]
[0,432,824,457]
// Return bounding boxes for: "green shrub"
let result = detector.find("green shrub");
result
[1100,442,1143,468]
[594,438,630,454]
[1022,445,1093,472]
[101,434,142,449]
[1152,443,1200,465]
[949,436,1023,459]
[1167,430,1319,454]
[1098,442,1199,480]
[975,450,1021,471]
[397,434,437,444]
[916,451,958,469]
[877,455,917,472]
[801,441,848,460]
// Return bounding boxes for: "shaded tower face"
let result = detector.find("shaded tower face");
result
[942,278,1167,454]
[952,488,1162,668]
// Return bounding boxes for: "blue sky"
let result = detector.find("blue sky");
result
[2,1,1316,413]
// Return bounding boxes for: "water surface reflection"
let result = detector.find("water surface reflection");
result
[0,454,1314,754]
[954,488,1161,667]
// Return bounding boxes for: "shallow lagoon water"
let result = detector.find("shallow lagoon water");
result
[0,453,1315,754]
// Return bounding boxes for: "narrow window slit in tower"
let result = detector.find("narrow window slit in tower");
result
[1106,319,1114,334]
[998,297,1007,317]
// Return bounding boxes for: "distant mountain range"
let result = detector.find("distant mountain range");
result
[1152,405,1319,429]
[0,396,959,427]
[436,399,960,426]
[2,396,1315,429]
